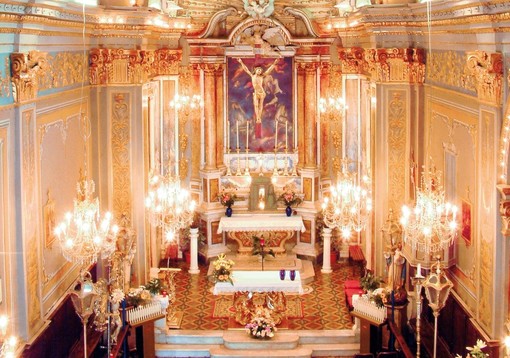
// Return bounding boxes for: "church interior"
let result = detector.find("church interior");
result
[1,0,510,357]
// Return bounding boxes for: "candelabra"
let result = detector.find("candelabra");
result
[145,169,196,241]
[321,159,372,238]
[400,166,458,254]
[319,96,347,122]
[169,93,203,123]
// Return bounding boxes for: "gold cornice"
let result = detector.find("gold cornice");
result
[11,51,47,103]
[465,51,503,106]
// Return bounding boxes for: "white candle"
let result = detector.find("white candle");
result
[417,263,422,277]
[246,121,249,151]
[227,120,230,150]
[236,120,239,149]
[285,121,288,149]
[275,120,278,150]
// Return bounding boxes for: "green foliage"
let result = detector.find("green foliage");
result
[179,226,206,251]
[360,271,381,292]
[144,278,163,295]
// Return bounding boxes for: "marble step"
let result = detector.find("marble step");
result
[155,343,220,357]
[297,329,359,344]
[307,342,360,357]
[222,331,300,350]
[209,346,313,358]
[158,330,224,345]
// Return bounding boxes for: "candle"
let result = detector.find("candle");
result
[275,120,278,150]
[285,121,288,149]
[246,121,249,151]
[227,120,230,150]
[260,238,265,246]
[417,263,422,277]
[236,120,239,149]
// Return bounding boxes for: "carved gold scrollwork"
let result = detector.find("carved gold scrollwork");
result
[10,51,47,103]
[89,48,181,85]
[466,51,503,106]
[338,47,364,74]
[497,184,510,237]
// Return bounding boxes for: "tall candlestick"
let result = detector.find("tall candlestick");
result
[417,263,422,277]
[285,121,288,149]
[275,119,278,150]
[246,121,249,151]
[236,120,239,149]
[227,120,230,151]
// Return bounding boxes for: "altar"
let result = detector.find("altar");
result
[213,270,303,295]
[217,214,306,255]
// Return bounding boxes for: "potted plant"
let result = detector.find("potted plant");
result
[360,270,382,293]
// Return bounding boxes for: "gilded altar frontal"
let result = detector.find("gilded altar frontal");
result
[1,1,510,357]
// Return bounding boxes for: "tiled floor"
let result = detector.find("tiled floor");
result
[170,259,357,331]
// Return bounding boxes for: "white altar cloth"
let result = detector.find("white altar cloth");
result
[213,270,303,295]
[217,214,306,233]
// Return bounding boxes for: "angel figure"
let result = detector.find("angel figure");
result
[244,0,274,19]
[237,57,279,123]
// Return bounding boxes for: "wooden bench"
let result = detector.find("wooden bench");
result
[349,245,366,277]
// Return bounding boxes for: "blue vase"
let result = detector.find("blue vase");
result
[285,206,292,217]
[226,206,233,217]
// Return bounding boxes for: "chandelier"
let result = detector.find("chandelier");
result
[319,96,347,122]
[169,93,203,122]
[400,166,458,254]
[321,159,372,238]
[55,170,119,265]
[145,169,196,242]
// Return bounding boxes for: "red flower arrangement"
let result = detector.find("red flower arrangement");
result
[218,190,238,207]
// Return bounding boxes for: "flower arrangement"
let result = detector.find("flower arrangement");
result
[360,270,382,292]
[455,340,488,358]
[245,307,277,338]
[126,286,152,307]
[110,288,125,305]
[278,184,302,207]
[144,278,163,295]
[212,253,235,285]
[218,190,238,207]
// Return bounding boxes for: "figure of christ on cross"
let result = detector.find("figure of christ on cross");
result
[236,57,279,124]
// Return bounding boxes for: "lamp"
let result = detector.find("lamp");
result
[55,169,119,265]
[400,165,458,254]
[70,271,98,358]
[422,256,453,358]
[145,168,196,242]
[321,158,372,238]
[319,96,347,122]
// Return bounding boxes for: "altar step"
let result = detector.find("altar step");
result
[155,329,360,357]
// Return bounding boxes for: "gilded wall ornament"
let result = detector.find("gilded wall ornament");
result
[11,51,47,103]
[112,93,132,220]
[387,91,406,213]
[427,50,476,93]
[466,51,503,106]
[89,48,182,85]
[38,52,86,92]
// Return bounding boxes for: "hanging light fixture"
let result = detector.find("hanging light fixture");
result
[319,96,347,122]
[400,166,458,254]
[55,169,118,265]
[145,169,196,242]
[169,93,203,120]
[321,159,372,238]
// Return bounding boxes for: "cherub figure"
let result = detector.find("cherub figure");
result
[244,0,274,19]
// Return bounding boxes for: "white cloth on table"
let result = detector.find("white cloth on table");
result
[217,214,306,233]
[213,270,303,295]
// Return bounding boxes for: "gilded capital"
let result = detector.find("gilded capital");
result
[498,184,510,237]
[466,51,503,106]
[89,48,181,85]
[11,51,47,103]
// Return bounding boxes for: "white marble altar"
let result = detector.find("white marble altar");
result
[213,270,303,295]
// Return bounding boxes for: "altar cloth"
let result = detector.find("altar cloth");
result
[217,214,306,233]
[213,270,303,295]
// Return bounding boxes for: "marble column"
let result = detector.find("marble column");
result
[214,65,225,170]
[189,228,200,274]
[203,64,217,171]
[319,62,331,178]
[321,227,333,273]
[190,64,202,181]
[304,63,318,168]
[296,64,306,168]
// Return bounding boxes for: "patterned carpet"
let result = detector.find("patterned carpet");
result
[171,259,357,331]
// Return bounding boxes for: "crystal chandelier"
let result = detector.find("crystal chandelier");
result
[399,166,458,254]
[55,170,119,265]
[319,96,347,122]
[145,169,196,242]
[169,93,203,122]
[321,159,372,238]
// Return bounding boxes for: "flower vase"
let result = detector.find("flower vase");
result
[226,205,233,217]
[285,206,292,217]
[289,270,296,281]
[279,269,286,280]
